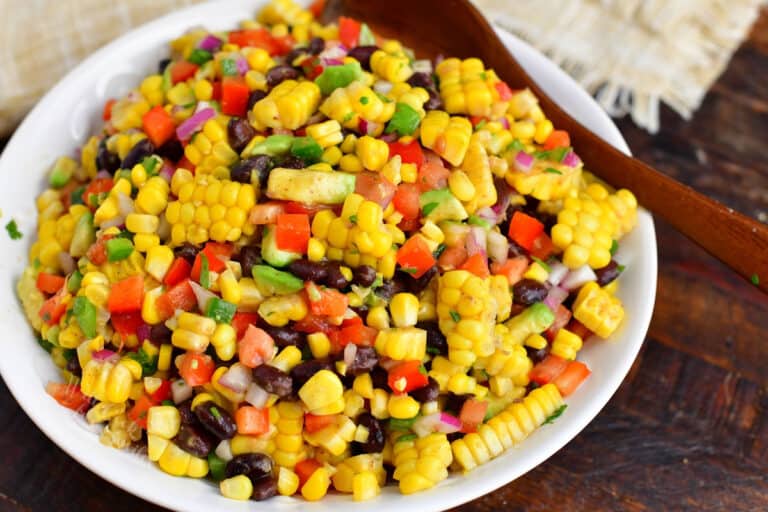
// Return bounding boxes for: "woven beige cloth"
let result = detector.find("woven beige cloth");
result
[473,0,766,132]
[0,0,764,135]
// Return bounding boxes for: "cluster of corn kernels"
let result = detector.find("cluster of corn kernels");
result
[572,281,625,338]
[458,141,496,213]
[320,81,395,135]
[146,405,210,477]
[252,79,322,131]
[392,433,453,494]
[436,58,509,118]
[331,454,386,501]
[183,119,241,177]
[166,169,255,245]
[371,47,413,84]
[31,202,91,271]
[419,110,473,166]
[551,182,638,269]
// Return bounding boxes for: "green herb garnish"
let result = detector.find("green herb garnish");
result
[359,96,369,105]
[127,347,158,377]
[421,202,439,216]
[544,167,562,175]
[220,58,238,76]
[141,156,159,175]
[342,111,355,123]
[543,404,567,425]
[210,406,222,419]
[751,273,760,286]
[426,346,441,355]
[389,417,417,431]
[397,434,417,443]
[161,399,175,407]
[400,267,418,275]
[531,256,552,272]
[5,220,22,240]
[199,253,211,289]
[188,48,213,65]
[349,214,358,224]
[610,240,619,256]
[450,310,461,322]
[433,243,447,258]
[507,139,525,152]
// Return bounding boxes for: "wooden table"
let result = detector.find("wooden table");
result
[2,9,767,511]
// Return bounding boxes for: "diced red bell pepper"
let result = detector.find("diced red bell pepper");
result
[392,183,421,220]
[508,211,544,252]
[156,280,197,320]
[82,177,113,210]
[177,155,195,171]
[127,394,155,428]
[293,313,335,335]
[295,458,323,488]
[388,139,425,167]
[388,360,429,395]
[529,354,569,386]
[179,352,215,386]
[275,213,310,253]
[232,312,261,339]
[46,381,90,413]
[86,237,109,265]
[221,76,250,117]
[494,81,514,101]
[543,130,571,150]
[552,360,591,397]
[111,311,145,336]
[170,61,198,84]
[469,115,486,127]
[235,406,270,435]
[397,236,436,278]
[238,325,276,368]
[337,323,378,348]
[397,217,421,233]
[39,289,67,326]
[148,379,172,403]
[191,242,233,282]
[163,257,192,287]
[304,413,338,434]
[228,29,278,53]
[306,282,349,317]
[270,35,296,56]
[36,273,65,294]
[102,98,117,121]
[211,81,222,101]
[530,232,555,260]
[338,16,361,48]
[283,201,333,217]
[142,106,176,148]
[490,256,528,285]
[459,398,489,433]
[107,275,144,314]
[459,253,490,278]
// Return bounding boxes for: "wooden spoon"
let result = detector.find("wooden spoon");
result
[323,0,768,293]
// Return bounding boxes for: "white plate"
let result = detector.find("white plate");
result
[0,1,657,510]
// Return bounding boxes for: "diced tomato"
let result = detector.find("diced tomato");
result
[295,459,323,488]
[127,394,155,428]
[191,242,233,281]
[249,201,287,224]
[308,0,325,18]
[543,130,571,150]
[284,201,333,217]
[232,312,260,339]
[228,28,278,54]
[211,81,222,101]
[163,257,192,287]
[39,289,67,326]
[170,61,199,84]
[416,153,450,192]
[459,253,490,278]
[275,213,310,253]
[438,244,468,271]
[238,325,276,368]
[397,217,421,233]
[491,256,528,285]
[337,323,377,348]
[177,155,195,171]
[552,360,591,397]
[529,354,569,386]
[102,98,117,121]
[235,405,270,435]
[82,177,114,210]
[354,171,397,208]
[397,236,436,278]
[545,304,572,341]
[179,353,216,386]
[156,280,197,320]
[306,283,349,317]
[86,237,108,265]
[392,183,421,220]
[270,35,296,56]
[148,379,172,403]
[304,413,337,434]
[36,273,65,294]
[387,360,429,395]
[293,313,334,335]
[338,16,362,48]
[221,76,250,117]
[111,311,144,336]
[142,106,176,147]
[530,232,555,260]
[107,275,144,314]
[567,318,593,340]
[388,139,424,167]
[45,382,90,413]
[494,81,514,101]
[508,211,544,251]
[459,398,489,433]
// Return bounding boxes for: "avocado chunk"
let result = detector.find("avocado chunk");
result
[419,188,468,222]
[250,134,294,157]
[252,265,304,295]
[261,225,301,267]
[483,392,519,421]
[503,303,555,347]
[69,212,95,258]
[314,62,364,95]
[266,168,356,205]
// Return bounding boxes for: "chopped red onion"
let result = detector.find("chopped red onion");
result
[500,117,510,129]
[171,379,194,404]
[236,57,249,75]
[465,226,487,257]
[379,132,399,143]
[343,343,358,368]
[546,261,569,287]
[412,412,462,437]
[218,363,253,394]
[562,151,582,168]
[487,231,509,264]
[92,349,118,362]
[244,382,269,408]
[189,280,216,312]
[476,207,498,225]
[136,323,152,344]
[543,286,569,311]
[117,192,135,216]
[159,161,175,182]
[176,107,215,141]
[215,440,233,462]
[198,34,222,52]
[514,151,534,173]
[321,57,345,66]
[561,265,598,290]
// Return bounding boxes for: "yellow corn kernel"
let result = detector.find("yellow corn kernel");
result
[356,136,389,171]
[270,346,302,373]
[251,80,321,130]
[158,442,192,476]
[301,467,331,501]
[353,470,380,501]
[219,475,253,500]
[307,332,331,359]
[389,293,419,328]
[307,120,344,148]
[147,406,181,439]
[374,327,427,360]
[522,261,549,283]
[448,170,476,202]
[278,466,300,496]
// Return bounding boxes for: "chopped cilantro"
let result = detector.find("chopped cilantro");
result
[142,156,159,174]
[342,111,355,123]
[422,202,439,216]
[418,365,428,376]
[479,71,487,80]
[400,267,418,275]
[543,404,567,425]
[617,264,626,273]
[426,346,441,355]
[475,120,487,130]
[375,92,392,103]
[349,214,358,224]
[5,220,22,240]
[544,167,563,175]
[433,243,447,258]
[127,348,158,377]
[199,253,211,289]
[610,239,619,256]
[535,147,569,162]
[360,96,370,105]
[389,417,417,431]
[531,256,552,272]
[751,273,760,286]
[397,433,417,443]
[210,406,222,419]
[36,336,54,353]
[450,310,461,322]
[161,399,175,407]
[507,139,525,152]
[220,58,238,76]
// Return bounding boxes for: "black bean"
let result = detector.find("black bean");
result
[352,265,377,287]
[507,239,526,258]
[66,355,82,377]
[350,306,369,319]
[121,138,155,170]
[225,453,274,481]
[266,65,300,88]
[149,323,172,345]
[96,139,120,174]
[231,155,273,187]
[194,401,237,440]
[177,400,197,425]
[278,155,305,169]
[354,413,385,453]
[173,243,199,264]
[417,321,448,356]
[444,393,472,415]
[512,278,549,305]
[424,88,443,111]
[252,365,293,398]
[288,259,328,283]
[369,366,389,390]
[595,260,622,286]
[251,475,278,501]
[157,138,184,162]
[261,325,306,349]
[284,47,307,68]
[347,46,379,70]
[447,432,464,443]
[406,71,435,89]
[247,90,268,111]
[375,278,408,301]
[290,359,334,391]
[403,265,437,294]
[237,245,261,277]
[307,37,325,55]
[322,261,349,290]
[526,346,549,365]
[227,117,257,153]
[409,377,440,403]
[347,346,378,376]
[157,58,171,74]
[174,423,214,457]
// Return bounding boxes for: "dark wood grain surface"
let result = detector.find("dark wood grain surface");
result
[1,8,767,512]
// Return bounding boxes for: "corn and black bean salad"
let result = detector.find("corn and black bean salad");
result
[17,0,638,502]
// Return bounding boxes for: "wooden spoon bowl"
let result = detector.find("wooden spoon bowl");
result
[324,0,768,292]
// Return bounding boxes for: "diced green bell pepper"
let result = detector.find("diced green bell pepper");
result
[290,136,323,163]
[314,62,363,95]
[106,237,134,262]
[205,297,237,324]
[386,103,421,136]
[73,296,97,338]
